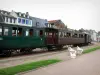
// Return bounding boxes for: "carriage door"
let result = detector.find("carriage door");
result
[52,32,58,44]
[46,31,57,45]
[84,34,88,43]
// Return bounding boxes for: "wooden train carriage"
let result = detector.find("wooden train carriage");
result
[58,29,86,46]
[44,27,58,49]
[0,23,46,54]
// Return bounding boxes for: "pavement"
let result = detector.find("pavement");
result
[20,49,100,75]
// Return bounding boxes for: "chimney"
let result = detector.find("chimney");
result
[26,12,29,15]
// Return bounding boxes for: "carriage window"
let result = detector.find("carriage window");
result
[66,33,71,37]
[45,32,46,36]
[60,32,63,37]
[73,33,77,38]
[0,26,2,35]
[36,30,39,36]
[64,32,66,37]
[59,32,61,37]
[81,34,83,38]
[18,28,22,36]
[45,32,48,36]
[29,29,33,36]
[40,30,43,36]
[49,33,52,35]
[12,27,17,36]
[4,27,9,36]
[79,34,81,38]
[26,29,29,36]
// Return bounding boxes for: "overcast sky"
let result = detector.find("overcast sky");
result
[0,0,100,32]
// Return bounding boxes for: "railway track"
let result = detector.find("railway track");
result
[0,48,69,63]
[0,43,94,62]
[0,43,98,69]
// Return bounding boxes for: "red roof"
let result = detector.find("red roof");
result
[48,20,59,23]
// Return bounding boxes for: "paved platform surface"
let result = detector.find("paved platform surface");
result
[21,50,100,75]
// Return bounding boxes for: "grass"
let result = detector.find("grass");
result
[0,59,61,75]
[83,46,100,54]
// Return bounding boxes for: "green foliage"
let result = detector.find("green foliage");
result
[83,46,100,54]
[0,59,61,75]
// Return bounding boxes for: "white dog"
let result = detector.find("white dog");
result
[68,47,76,58]
[76,46,83,55]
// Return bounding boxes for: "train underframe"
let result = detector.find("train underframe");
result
[0,42,91,56]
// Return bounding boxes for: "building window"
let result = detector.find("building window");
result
[26,20,29,24]
[22,19,25,24]
[18,18,21,23]
[4,27,9,36]
[0,26,2,35]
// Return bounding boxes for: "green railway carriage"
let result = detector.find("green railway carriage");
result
[0,23,47,54]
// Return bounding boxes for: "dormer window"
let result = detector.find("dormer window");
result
[23,14,26,17]
[19,13,21,16]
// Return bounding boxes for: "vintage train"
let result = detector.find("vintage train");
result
[0,10,91,56]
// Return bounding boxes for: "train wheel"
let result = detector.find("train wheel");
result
[2,50,12,56]
[47,46,53,51]
[73,44,77,47]
[56,45,63,50]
